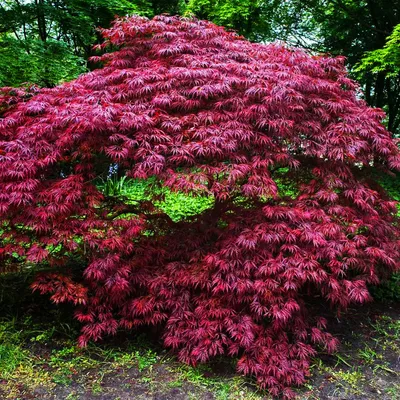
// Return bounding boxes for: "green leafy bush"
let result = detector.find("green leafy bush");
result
[98,175,214,222]
[370,273,400,302]
[0,36,86,87]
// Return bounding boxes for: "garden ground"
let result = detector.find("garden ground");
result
[0,275,399,400]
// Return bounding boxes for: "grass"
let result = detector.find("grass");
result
[0,298,399,400]
[385,384,400,400]
[330,369,365,394]
[0,296,267,399]
[358,344,382,364]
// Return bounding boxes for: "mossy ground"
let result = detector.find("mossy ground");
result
[0,274,399,400]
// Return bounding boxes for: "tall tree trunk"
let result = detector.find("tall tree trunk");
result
[35,0,52,86]
[365,74,372,104]
[35,0,47,42]
[373,72,386,108]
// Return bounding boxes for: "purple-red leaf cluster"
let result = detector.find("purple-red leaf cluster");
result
[1,15,400,399]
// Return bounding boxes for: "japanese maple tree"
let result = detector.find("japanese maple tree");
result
[1,15,400,399]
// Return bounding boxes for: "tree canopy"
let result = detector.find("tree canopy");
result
[184,0,400,134]
[1,0,400,135]
[356,23,400,134]
[0,0,182,86]
[305,0,400,135]
[1,15,400,399]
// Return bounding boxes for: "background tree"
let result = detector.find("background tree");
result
[296,0,400,135]
[2,0,400,133]
[0,0,183,87]
[356,24,400,135]
[184,0,400,135]
[183,0,316,44]
[0,34,86,87]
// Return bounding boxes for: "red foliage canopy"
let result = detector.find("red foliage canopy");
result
[1,15,400,398]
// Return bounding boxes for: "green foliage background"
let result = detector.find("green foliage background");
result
[0,36,85,87]
[1,1,399,134]
[98,175,214,222]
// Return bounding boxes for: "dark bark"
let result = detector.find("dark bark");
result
[373,72,386,108]
[35,0,47,42]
